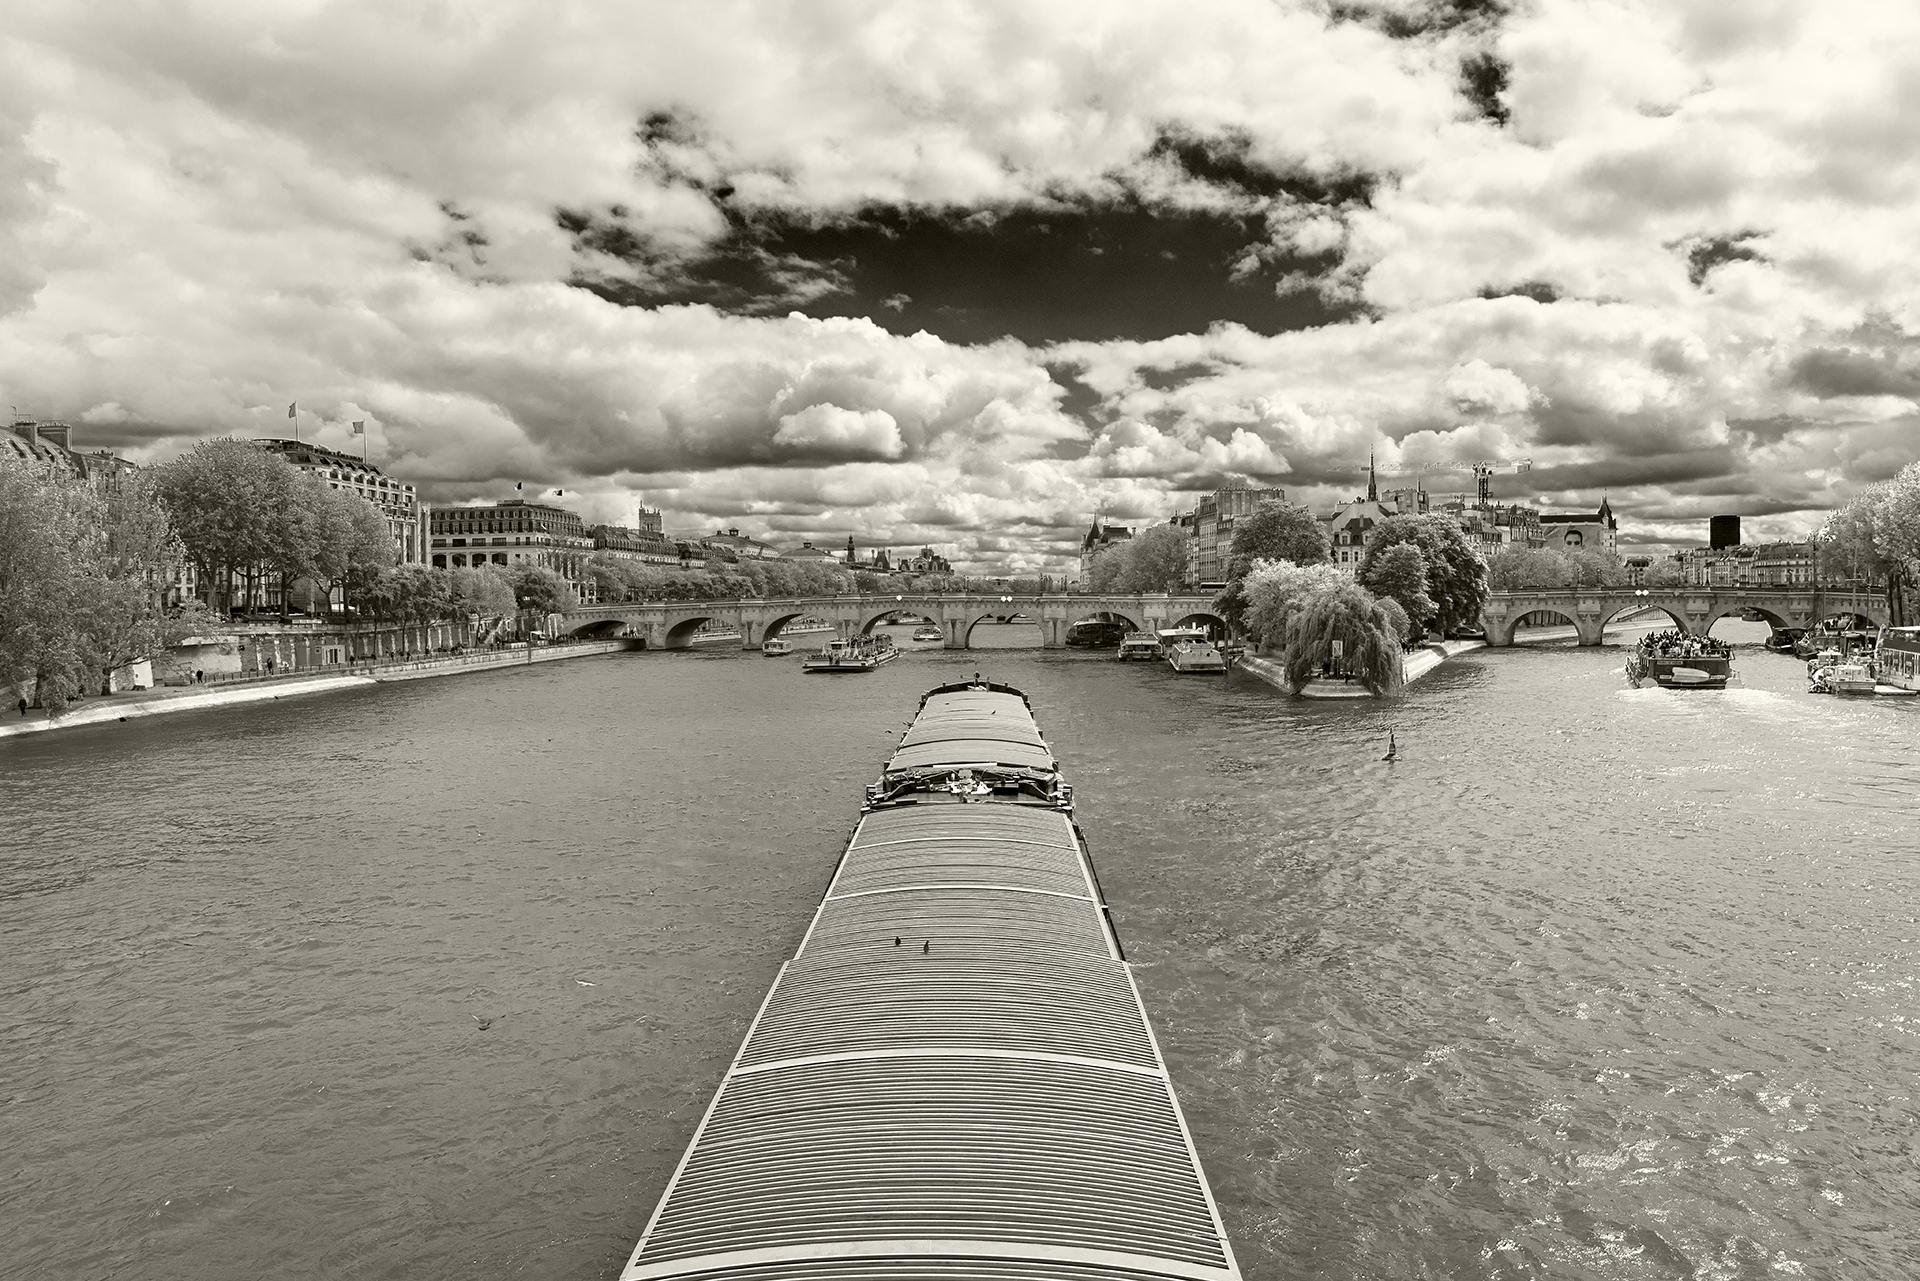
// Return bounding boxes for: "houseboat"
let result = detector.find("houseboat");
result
[1875,626,1920,691]
[802,634,899,673]
[761,637,794,657]
[1064,619,1127,648]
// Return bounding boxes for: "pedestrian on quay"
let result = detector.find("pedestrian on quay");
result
[194,669,203,684]
[16,696,27,718]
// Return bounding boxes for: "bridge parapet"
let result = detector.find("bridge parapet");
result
[557,592,1230,650]
[1480,586,1887,646]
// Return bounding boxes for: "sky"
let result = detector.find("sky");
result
[4,0,1919,572]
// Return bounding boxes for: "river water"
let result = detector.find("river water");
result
[4,621,1916,1281]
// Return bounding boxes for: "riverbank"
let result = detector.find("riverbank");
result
[1235,638,1487,697]
[0,639,634,741]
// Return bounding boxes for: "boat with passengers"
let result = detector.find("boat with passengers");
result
[800,633,898,673]
[1625,630,1733,688]
[618,678,1244,1281]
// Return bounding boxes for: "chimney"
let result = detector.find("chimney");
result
[39,423,72,450]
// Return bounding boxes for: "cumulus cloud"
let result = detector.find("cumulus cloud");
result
[1,0,1917,564]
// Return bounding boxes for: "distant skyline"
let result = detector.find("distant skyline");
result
[4,1,1917,571]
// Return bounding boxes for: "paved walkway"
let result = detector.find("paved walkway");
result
[1235,638,1486,697]
[0,641,628,741]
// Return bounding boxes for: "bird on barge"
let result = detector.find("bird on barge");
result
[619,677,1243,1281]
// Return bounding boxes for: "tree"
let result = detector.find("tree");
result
[507,564,576,614]
[1640,557,1687,587]
[448,565,516,618]
[1281,578,1408,697]
[0,459,90,707]
[1228,501,1330,568]
[365,564,450,624]
[1820,463,1920,625]
[1215,501,1329,633]
[1359,543,1436,639]
[151,438,300,613]
[1085,540,1132,592]
[1111,524,1189,592]
[1486,547,1571,590]
[1564,546,1628,588]
[1238,560,1349,652]
[1354,514,1489,633]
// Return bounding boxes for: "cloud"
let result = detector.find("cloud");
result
[2,0,1917,565]
[770,405,905,461]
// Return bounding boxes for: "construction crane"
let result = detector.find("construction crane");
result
[1420,457,1534,507]
[1343,454,1533,508]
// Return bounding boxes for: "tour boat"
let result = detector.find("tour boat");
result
[802,634,898,673]
[761,637,794,657]
[1115,631,1160,661]
[1165,638,1227,674]
[910,625,944,643]
[1625,637,1733,689]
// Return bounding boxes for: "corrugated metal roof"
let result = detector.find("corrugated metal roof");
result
[620,687,1241,1281]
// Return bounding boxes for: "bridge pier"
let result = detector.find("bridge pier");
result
[1042,617,1066,649]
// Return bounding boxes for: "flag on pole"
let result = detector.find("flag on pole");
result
[287,402,296,418]
[351,421,366,435]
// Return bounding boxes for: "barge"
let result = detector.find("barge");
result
[619,679,1243,1281]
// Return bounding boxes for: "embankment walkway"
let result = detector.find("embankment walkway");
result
[1235,638,1487,698]
[0,640,634,742]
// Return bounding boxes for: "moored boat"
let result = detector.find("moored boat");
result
[1166,637,1227,673]
[761,637,794,657]
[1625,633,1733,689]
[1064,620,1127,648]
[1874,626,1920,692]
[910,625,944,643]
[1806,650,1876,695]
[1115,631,1160,661]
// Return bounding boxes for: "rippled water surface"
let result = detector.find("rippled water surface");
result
[5,622,1917,1280]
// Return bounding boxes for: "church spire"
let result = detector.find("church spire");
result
[845,533,856,563]
[1366,450,1378,503]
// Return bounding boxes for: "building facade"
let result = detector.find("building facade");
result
[6,419,138,483]
[590,523,695,567]
[429,500,593,588]
[1079,520,1134,584]
[1182,486,1286,587]
[254,438,426,563]
[1536,498,1618,557]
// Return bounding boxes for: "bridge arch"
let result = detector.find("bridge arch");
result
[1069,609,1143,632]
[568,618,632,640]
[1489,606,1579,647]
[857,606,939,635]
[960,610,1043,647]
[663,614,731,649]
[1599,601,1690,638]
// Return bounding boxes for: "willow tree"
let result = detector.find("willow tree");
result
[1239,560,1348,652]
[1281,578,1407,696]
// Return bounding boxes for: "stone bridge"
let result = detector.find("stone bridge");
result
[557,592,1229,650]
[1480,586,1888,646]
